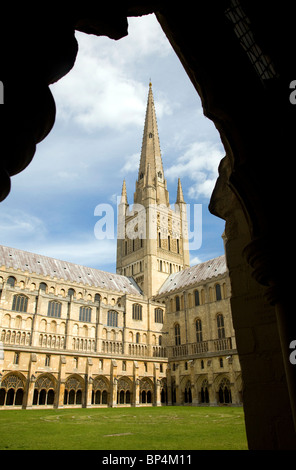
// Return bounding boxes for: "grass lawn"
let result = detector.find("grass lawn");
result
[0,406,248,450]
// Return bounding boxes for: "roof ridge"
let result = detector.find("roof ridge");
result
[157,254,227,295]
[0,245,143,295]
[0,244,124,278]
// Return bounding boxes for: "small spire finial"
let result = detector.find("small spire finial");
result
[120,179,128,204]
[149,79,152,87]
[176,178,185,204]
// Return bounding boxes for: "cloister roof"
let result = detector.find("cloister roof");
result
[0,245,143,296]
[157,255,227,295]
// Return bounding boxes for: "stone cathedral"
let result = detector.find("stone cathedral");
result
[0,84,242,409]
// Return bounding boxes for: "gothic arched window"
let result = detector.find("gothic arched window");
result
[68,288,75,299]
[132,303,142,321]
[7,276,16,288]
[79,306,92,323]
[0,374,25,406]
[107,310,118,327]
[201,379,209,403]
[194,290,200,306]
[154,308,163,323]
[12,294,28,313]
[196,319,203,343]
[175,296,180,312]
[218,378,232,404]
[47,301,62,318]
[217,314,225,339]
[39,282,47,292]
[94,293,101,304]
[215,283,222,301]
[158,232,161,248]
[174,323,181,346]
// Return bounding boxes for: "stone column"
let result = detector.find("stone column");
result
[30,291,40,347]
[56,355,67,408]
[24,352,37,409]
[64,298,73,350]
[174,363,181,405]
[87,377,93,408]
[155,379,161,407]
[134,378,140,407]
[208,382,216,406]
[110,359,118,407]
[58,380,65,408]
[227,356,240,405]
[25,374,36,409]
[133,361,140,406]
[207,364,216,405]
[111,378,118,407]
[95,302,101,353]
[189,361,198,406]
[85,357,93,408]
[166,364,172,406]
[154,363,161,406]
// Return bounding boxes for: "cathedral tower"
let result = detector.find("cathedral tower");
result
[116,83,190,297]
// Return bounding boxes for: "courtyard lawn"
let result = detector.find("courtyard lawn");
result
[0,406,248,450]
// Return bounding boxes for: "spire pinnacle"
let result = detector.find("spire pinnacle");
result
[176,178,185,203]
[137,83,163,183]
[120,179,128,204]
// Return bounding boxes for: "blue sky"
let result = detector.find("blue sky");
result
[0,14,225,273]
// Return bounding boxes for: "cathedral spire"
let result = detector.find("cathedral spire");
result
[138,82,163,181]
[117,83,190,296]
[134,83,169,206]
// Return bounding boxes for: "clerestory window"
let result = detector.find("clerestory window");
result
[132,303,142,321]
[12,294,28,313]
[79,306,92,323]
[47,301,62,318]
[107,310,118,327]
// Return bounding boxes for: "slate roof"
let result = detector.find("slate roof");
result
[157,255,227,295]
[0,245,143,296]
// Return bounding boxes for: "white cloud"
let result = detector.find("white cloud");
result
[50,15,172,132]
[121,15,172,60]
[37,238,117,270]
[190,255,203,265]
[166,141,224,199]
[57,170,80,181]
[120,152,140,174]
[0,209,47,242]
[0,208,116,270]
[51,57,146,131]
[0,211,117,271]
[109,193,118,205]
